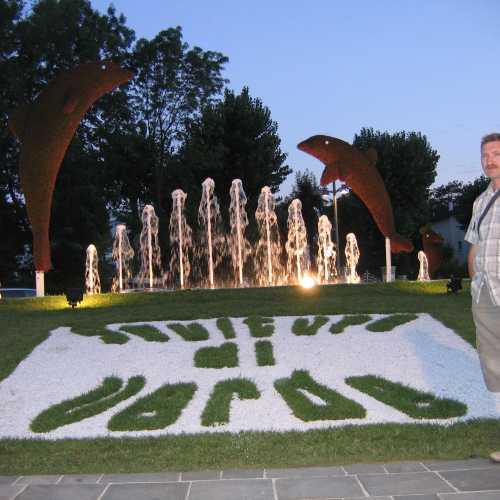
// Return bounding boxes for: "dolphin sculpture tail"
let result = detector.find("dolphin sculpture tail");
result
[388,233,414,254]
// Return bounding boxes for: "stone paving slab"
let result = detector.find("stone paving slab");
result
[15,484,105,500]
[3,459,500,499]
[346,497,391,500]
[100,472,180,483]
[0,477,17,486]
[275,476,364,499]
[181,469,220,481]
[440,467,500,491]
[384,462,427,473]
[101,482,188,500]
[59,474,101,484]
[423,458,493,471]
[221,468,265,479]
[347,497,392,500]
[15,475,61,485]
[344,463,386,474]
[266,466,345,478]
[393,495,440,500]
[0,484,26,500]
[440,493,500,499]
[358,471,455,496]
[188,479,274,500]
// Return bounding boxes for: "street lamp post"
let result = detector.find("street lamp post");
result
[332,181,342,277]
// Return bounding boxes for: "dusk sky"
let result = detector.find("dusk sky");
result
[93,0,500,196]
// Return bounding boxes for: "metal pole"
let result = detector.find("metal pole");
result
[332,181,341,277]
[294,202,301,282]
[207,192,214,289]
[89,249,94,294]
[177,197,184,289]
[236,183,243,286]
[36,271,45,297]
[385,237,392,282]
[118,232,123,292]
[148,212,153,289]
[265,191,273,285]
[448,199,454,255]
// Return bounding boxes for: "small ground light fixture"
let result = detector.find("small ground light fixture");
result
[65,288,84,308]
[446,276,462,294]
[300,275,316,289]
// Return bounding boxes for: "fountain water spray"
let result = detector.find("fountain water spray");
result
[345,233,360,284]
[317,215,336,284]
[170,189,193,289]
[85,244,101,294]
[137,204,162,289]
[417,250,430,281]
[229,179,251,286]
[197,178,226,288]
[285,199,309,284]
[111,224,134,292]
[255,186,283,286]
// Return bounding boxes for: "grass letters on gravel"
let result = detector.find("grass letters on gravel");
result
[275,370,366,421]
[329,314,372,334]
[292,316,329,335]
[1,280,499,473]
[346,375,468,419]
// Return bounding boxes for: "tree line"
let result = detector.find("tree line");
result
[0,0,482,290]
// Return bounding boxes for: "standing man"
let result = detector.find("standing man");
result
[465,133,500,462]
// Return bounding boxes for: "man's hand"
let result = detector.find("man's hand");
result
[468,244,477,278]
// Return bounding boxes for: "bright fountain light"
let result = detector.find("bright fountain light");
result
[300,275,316,289]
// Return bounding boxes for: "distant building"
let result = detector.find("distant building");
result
[430,216,469,265]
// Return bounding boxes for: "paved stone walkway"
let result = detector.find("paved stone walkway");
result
[1,458,499,499]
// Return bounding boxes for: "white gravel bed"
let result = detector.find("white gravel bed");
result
[0,313,498,440]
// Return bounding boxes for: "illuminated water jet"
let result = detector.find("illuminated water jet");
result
[111,224,134,292]
[170,189,192,289]
[84,244,100,295]
[286,199,309,284]
[317,215,336,284]
[137,205,162,289]
[417,250,430,281]
[255,186,283,286]
[345,233,360,284]
[229,179,251,287]
[197,178,226,289]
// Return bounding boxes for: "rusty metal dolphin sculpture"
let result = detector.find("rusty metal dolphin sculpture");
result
[9,61,133,271]
[297,134,414,253]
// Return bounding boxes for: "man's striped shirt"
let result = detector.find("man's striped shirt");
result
[464,182,500,306]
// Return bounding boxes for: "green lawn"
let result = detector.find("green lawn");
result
[1,280,499,474]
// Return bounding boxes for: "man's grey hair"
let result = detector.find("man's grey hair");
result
[481,133,500,147]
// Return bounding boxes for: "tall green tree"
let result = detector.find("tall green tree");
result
[99,26,229,264]
[122,28,228,217]
[453,176,489,231]
[0,0,27,284]
[427,176,489,231]
[428,180,464,222]
[178,86,291,223]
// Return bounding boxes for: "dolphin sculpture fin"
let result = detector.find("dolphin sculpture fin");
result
[321,160,347,185]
